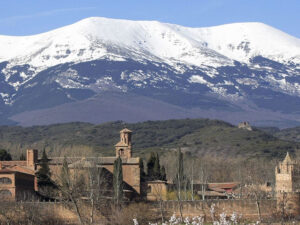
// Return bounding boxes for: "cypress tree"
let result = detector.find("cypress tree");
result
[153,153,161,180]
[113,156,123,206]
[139,159,146,181]
[147,152,156,179]
[160,166,167,181]
[19,153,26,161]
[36,149,55,188]
[177,148,184,197]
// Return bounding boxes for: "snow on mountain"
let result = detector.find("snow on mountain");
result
[1,17,300,126]
[1,17,299,70]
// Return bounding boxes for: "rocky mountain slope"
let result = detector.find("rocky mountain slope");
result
[0,17,300,127]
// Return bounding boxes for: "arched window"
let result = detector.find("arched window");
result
[0,177,12,184]
[147,185,152,193]
[119,149,124,156]
[0,190,12,198]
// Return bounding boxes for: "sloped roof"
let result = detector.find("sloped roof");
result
[209,187,227,193]
[0,161,27,167]
[0,168,34,177]
[9,165,35,175]
[115,141,130,147]
[120,128,132,133]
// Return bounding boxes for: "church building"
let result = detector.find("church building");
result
[0,128,141,201]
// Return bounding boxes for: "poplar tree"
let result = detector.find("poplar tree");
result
[60,156,70,189]
[176,148,184,220]
[113,156,123,206]
[177,148,184,192]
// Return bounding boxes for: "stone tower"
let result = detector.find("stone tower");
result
[275,152,300,216]
[275,152,299,193]
[115,128,132,158]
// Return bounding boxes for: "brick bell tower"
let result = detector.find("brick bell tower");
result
[115,128,132,158]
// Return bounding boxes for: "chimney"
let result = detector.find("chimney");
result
[26,149,38,170]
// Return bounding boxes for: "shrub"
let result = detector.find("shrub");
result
[109,203,156,225]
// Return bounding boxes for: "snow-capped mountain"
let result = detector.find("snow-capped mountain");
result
[0,17,300,127]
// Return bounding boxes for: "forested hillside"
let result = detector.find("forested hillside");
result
[0,119,297,160]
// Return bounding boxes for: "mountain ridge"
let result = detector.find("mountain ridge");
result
[0,17,300,127]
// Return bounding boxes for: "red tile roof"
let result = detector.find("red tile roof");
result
[208,182,239,190]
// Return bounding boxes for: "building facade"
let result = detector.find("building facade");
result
[49,128,141,195]
[0,149,38,201]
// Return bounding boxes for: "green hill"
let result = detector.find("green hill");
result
[271,126,300,143]
[0,119,297,159]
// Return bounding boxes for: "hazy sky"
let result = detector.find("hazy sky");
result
[0,0,299,38]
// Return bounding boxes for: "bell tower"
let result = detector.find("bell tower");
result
[115,128,132,158]
[275,152,300,216]
[275,152,300,193]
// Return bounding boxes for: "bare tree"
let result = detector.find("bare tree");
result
[87,162,107,224]
[195,158,209,201]
[150,182,167,223]
[57,157,107,225]
[187,159,195,201]
[58,157,85,225]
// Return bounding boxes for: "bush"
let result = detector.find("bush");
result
[109,203,156,225]
[166,191,200,200]
[0,202,69,225]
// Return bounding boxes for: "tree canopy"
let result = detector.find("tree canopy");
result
[0,149,12,161]
[146,152,166,181]
[36,149,56,188]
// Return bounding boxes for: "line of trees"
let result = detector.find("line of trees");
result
[146,152,166,181]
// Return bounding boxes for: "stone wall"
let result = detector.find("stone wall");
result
[277,192,300,216]
[104,164,141,194]
[160,199,277,220]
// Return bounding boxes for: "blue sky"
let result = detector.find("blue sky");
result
[0,0,299,38]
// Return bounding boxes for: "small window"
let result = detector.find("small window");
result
[147,185,152,193]
[0,177,12,185]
